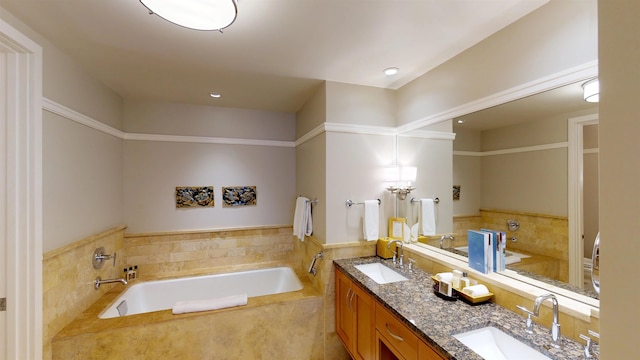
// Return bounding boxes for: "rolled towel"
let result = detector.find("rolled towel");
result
[172,294,248,315]
[435,272,453,283]
[462,284,490,297]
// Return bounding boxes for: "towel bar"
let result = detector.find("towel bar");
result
[297,196,318,205]
[410,197,439,204]
[345,199,381,207]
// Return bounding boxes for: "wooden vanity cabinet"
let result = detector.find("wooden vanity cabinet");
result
[336,266,446,360]
[336,268,376,360]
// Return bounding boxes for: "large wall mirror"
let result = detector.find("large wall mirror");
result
[408,69,600,308]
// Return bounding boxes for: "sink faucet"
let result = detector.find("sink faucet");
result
[531,293,562,348]
[94,276,128,290]
[439,234,454,249]
[387,240,404,267]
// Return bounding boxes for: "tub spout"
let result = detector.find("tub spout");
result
[94,276,128,290]
[308,251,323,276]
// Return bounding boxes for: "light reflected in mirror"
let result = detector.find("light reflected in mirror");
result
[419,80,600,302]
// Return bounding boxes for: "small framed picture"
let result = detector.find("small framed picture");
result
[388,217,406,240]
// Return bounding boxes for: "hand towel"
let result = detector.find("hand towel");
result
[362,200,379,241]
[462,284,490,297]
[420,199,436,235]
[435,272,453,282]
[172,293,248,315]
[293,197,312,241]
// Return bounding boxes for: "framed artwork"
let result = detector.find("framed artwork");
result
[388,217,406,240]
[453,185,461,201]
[222,186,257,207]
[176,186,214,208]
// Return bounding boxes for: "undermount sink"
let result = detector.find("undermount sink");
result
[454,326,551,360]
[354,263,408,284]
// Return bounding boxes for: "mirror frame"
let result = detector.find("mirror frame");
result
[404,60,599,308]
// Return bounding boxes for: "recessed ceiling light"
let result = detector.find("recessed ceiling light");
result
[457,119,464,124]
[210,93,221,98]
[383,67,399,76]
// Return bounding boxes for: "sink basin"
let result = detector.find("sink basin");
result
[354,263,408,284]
[454,326,551,360]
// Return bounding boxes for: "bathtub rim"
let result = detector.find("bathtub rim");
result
[53,262,321,340]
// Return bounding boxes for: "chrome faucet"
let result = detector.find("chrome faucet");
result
[579,330,599,359]
[94,276,128,290]
[439,234,455,249]
[529,293,561,348]
[387,240,404,267]
[308,251,323,276]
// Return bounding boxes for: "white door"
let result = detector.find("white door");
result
[0,48,8,359]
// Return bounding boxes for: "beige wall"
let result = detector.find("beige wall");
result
[598,0,640,357]
[396,0,597,126]
[42,112,124,252]
[123,100,295,140]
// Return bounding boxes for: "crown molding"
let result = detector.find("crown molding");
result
[453,142,568,157]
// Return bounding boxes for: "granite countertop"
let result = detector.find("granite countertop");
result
[334,256,591,360]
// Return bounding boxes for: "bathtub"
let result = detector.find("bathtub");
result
[99,266,303,319]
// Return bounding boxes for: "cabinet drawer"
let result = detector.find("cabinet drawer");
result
[376,303,418,360]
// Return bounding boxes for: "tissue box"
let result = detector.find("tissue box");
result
[376,238,397,259]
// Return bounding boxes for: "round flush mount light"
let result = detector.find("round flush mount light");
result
[582,78,599,103]
[209,93,221,98]
[383,67,399,76]
[140,0,238,32]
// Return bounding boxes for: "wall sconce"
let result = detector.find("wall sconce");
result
[384,166,417,200]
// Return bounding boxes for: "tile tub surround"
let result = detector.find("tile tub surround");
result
[123,225,297,279]
[334,257,588,360]
[52,271,324,359]
[43,225,127,360]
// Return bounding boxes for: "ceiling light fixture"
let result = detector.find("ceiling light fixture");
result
[140,0,238,32]
[384,67,399,76]
[582,78,599,103]
[210,93,221,98]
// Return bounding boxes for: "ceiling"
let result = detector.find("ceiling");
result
[0,0,549,113]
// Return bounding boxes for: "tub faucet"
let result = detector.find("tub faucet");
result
[531,293,561,348]
[439,234,455,249]
[387,240,404,267]
[308,251,323,276]
[94,276,128,290]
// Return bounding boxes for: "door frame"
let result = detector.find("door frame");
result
[568,113,599,287]
[0,17,43,359]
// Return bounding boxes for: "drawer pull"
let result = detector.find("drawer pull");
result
[385,323,404,342]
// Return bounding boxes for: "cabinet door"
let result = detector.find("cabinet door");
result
[336,269,355,350]
[418,341,446,360]
[353,285,375,360]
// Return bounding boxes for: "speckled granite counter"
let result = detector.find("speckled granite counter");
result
[334,256,592,360]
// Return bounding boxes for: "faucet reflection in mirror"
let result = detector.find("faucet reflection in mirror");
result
[384,166,417,200]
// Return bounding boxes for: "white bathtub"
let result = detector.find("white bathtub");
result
[99,266,303,319]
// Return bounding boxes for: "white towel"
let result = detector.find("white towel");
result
[362,200,379,241]
[293,197,312,241]
[462,284,490,297]
[420,199,436,235]
[435,272,453,282]
[172,294,248,315]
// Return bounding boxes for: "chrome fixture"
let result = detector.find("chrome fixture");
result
[582,78,599,103]
[140,0,238,32]
[506,219,520,231]
[92,247,117,269]
[519,293,562,348]
[387,240,404,267]
[439,234,454,249]
[345,199,380,207]
[94,276,128,290]
[308,251,323,276]
[591,232,600,294]
[410,197,439,204]
[408,258,416,273]
[384,166,417,200]
[579,330,600,359]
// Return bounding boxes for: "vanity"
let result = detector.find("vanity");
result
[334,256,588,360]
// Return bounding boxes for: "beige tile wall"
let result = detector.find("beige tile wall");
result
[42,225,127,360]
[123,226,297,279]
